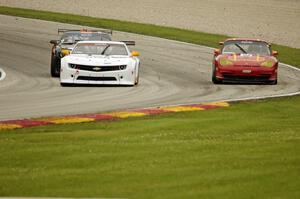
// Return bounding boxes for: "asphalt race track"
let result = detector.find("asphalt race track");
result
[0,15,299,121]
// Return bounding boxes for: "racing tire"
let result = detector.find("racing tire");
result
[135,73,139,85]
[60,82,72,87]
[268,79,277,85]
[212,69,222,84]
[51,54,61,77]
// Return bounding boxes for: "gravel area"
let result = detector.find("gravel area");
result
[0,0,299,48]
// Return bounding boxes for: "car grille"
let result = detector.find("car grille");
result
[77,76,117,81]
[69,64,126,72]
[234,64,260,67]
[222,74,270,82]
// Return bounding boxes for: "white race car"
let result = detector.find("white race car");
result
[60,41,140,86]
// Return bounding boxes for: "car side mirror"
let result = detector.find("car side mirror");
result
[214,49,221,56]
[131,51,140,57]
[272,50,278,57]
[50,40,58,45]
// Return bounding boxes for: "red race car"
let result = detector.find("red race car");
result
[212,38,278,84]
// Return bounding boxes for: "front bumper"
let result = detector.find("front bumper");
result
[215,66,277,83]
[60,67,136,85]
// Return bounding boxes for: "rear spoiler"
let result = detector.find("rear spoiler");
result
[58,28,113,35]
[121,41,136,46]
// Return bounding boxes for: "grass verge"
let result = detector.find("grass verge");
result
[0,96,299,199]
[0,6,299,67]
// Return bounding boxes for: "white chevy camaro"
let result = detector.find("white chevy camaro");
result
[60,41,140,86]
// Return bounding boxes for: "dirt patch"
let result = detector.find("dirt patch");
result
[0,0,299,48]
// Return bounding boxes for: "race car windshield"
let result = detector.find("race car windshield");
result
[72,43,128,56]
[61,33,111,44]
[222,41,271,55]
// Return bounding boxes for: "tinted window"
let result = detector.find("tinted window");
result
[72,43,128,56]
[222,41,271,55]
[60,32,111,44]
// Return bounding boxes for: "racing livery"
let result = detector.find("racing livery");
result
[49,29,112,77]
[60,41,140,86]
[212,38,278,84]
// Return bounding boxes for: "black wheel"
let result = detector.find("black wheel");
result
[60,82,72,87]
[212,68,222,84]
[135,73,139,85]
[269,79,277,85]
[51,54,61,77]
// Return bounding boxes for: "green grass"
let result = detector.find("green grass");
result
[0,96,299,199]
[0,6,299,67]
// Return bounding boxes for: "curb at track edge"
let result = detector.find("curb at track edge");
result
[0,101,230,130]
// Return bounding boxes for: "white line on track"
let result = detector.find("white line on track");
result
[280,62,300,72]
[0,68,6,81]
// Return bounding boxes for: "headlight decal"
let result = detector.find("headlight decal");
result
[261,60,275,68]
[219,58,233,66]
[61,49,70,57]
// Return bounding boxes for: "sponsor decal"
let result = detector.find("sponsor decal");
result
[242,69,252,73]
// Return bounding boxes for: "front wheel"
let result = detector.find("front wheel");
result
[135,73,139,85]
[212,68,222,84]
[268,79,277,85]
[51,55,61,77]
[60,82,72,87]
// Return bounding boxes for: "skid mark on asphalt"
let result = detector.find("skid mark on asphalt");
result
[0,102,229,130]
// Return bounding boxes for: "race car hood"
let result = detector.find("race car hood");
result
[216,54,277,67]
[64,54,132,66]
